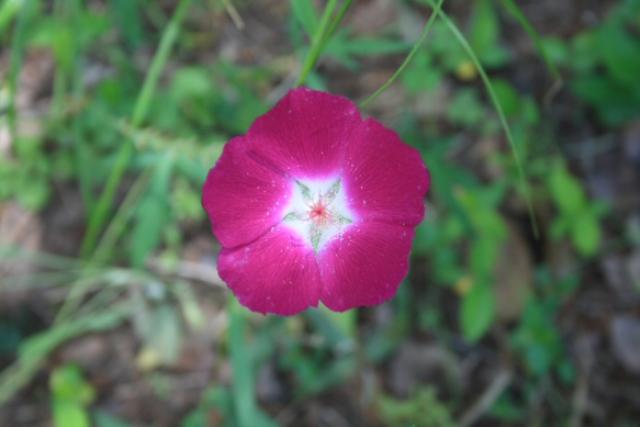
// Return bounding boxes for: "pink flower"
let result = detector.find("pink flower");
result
[202,88,429,315]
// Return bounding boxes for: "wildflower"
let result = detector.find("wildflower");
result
[202,88,429,315]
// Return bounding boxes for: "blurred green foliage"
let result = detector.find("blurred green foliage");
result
[0,0,632,426]
[568,0,640,126]
[50,364,95,427]
[378,387,456,427]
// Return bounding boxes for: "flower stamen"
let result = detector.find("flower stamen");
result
[282,178,353,252]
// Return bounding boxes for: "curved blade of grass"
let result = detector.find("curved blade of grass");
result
[0,246,82,270]
[0,305,129,405]
[499,0,561,81]
[80,0,192,256]
[54,170,152,324]
[423,0,539,236]
[295,0,338,86]
[499,0,563,100]
[91,167,153,265]
[359,0,444,108]
[4,271,83,290]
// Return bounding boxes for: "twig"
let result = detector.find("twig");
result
[458,367,512,427]
[570,372,589,427]
[222,0,244,29]
[146,257,225,287]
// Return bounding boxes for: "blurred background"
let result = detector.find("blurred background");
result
[1,0,639,426]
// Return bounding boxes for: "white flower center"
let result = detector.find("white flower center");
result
[281,177,354,252]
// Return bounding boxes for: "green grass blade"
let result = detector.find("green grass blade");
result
[359,0,444,107]
[62,0,96,214]
[80,0,192,256]
[0,0,23,38]
[228,298,257,427]
[0,305,129,405]
[130,0,192,127]
[0,246,82,270]
[499,0,562,84]
[295,0,338,86]
[80,143,134,256]
[6,0,30,143]
[91,168,152,265]
[423,0,539,236]
[324,0,353,42]
[53,171,151,324]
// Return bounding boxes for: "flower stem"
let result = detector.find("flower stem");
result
[323,0,352,44]
[80,0,192,257]
[359,0,444,108]
[295,0,339,86]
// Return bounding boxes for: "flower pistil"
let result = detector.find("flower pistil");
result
[283,179,352,252]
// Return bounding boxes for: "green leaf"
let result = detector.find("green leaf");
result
[470,0,498,53]
[171,67,213,100]
[50,365,95,404]
[550,216,570,240]
[53,401,90,427]
[129,153,174,267]
[110,0,143,48]
[447,89,484,127]
[0,0,23,37]
[129,196,168,267]
[541,37,569,66]
[461,283,495,342]
[547,162,586,215]
[511,299,564,376]
[402,52,443,92]
[470,238,500,279]
[491,79,520,117]
[572,212,600,257]
[469,0,509,67]
[378,387,456,427]
[290,0,319,36]
[597,21,640,87]
[572,74,640,126]
[51,365,94,427]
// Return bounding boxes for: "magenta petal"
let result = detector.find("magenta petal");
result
[247,87,361,178]
[318,222,415,311]
[218,226,321,315]
[202,136,291,248]
[342,118,429,226]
